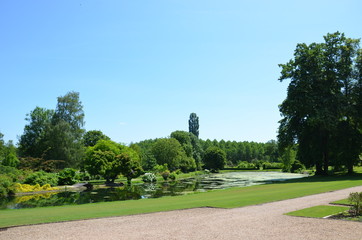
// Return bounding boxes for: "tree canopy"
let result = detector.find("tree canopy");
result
[84,140,142,184]
[278,32,362,174]
[188,113,199,138]
[203,146,226,171]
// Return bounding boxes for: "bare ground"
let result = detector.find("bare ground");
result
[1,186,362,240]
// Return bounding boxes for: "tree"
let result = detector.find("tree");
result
[0,132,4,164]
[18,107,54,158]
[44,91,85,167]
[52,91,85,138]
[188,113,199,138]
[84,140,142,184]
[1,141,19,168]
[83,130,110,147]
[151,138,186,171]
[278,32,361,174]
[203,147,226,171]
[118,152,143,185]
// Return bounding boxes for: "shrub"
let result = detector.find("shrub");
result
[0,174,14,197]
[24,171,59,186]
[237,161,257,170]
[78,171,91,181]
[153,164,168,174]
[169,172,177,181]
[142,173,157,183]
[57,168,80,185]
[14,183,59,193]
[262,162,283,170]
[161,170,170,181]
[290,160,305,173]
[0,166,25,182]
[348,192,362,216]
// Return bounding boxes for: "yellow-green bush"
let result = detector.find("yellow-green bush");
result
[14,183,59,193]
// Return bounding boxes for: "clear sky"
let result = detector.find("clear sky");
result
[1,0,362,145]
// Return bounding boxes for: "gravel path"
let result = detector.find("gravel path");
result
[1,186,362,240]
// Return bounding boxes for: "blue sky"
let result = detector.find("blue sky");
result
[1,0,362,144]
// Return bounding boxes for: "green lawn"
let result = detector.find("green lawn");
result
[286,205,350,218]
[1,173,362,228]
[331,198,351,206]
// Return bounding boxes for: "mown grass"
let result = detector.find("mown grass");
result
[331,198,351,206]
[1,172,362,228]
[286,205,350,218]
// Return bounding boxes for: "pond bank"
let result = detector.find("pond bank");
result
[2,185,362,240]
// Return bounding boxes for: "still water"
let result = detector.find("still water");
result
[0,171,306,209]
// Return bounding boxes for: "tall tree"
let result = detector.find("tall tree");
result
[44,91,85,168]
[278,32,361,174]
[52,91,85,139]
[188,113,199,138]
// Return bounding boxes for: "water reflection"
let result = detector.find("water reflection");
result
[1,171,306,209]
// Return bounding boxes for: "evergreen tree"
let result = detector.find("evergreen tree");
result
[188,113,199,138]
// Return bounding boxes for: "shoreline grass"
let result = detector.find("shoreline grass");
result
[1,173,362,228]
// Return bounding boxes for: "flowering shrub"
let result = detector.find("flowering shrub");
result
[142,173,157,183]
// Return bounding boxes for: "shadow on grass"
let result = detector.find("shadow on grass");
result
[268,172,362,185]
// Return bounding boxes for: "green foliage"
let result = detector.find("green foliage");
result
[19,157,64,172]
[24,171,59,187]
[348,192,362,216]
[57,168,80,185]
[84,140,142,184]
[0,165,26,182]
[0,140,19,168]
[18,92,85,168]
[83,130,110,147]
[18,107,54,158]
[153,164,168,173]
[152,138,185,171]
[237,161,258,170]
[203,147,226,171]
[142,173,157,183]
[199,139,280,167]
[171,130,203,170]
[278,32,362,175]
[169,172,177,181]
[280,146,296,172]
[290,160,305,173]
[188,113,199,138]
[161,170,170,180]
[262,162,283,170]
[118,152,143,185]
[179,156,196,172]
[78,171,91,181]
[0,174,15,197]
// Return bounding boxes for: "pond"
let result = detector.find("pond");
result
[0,171,307,210]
